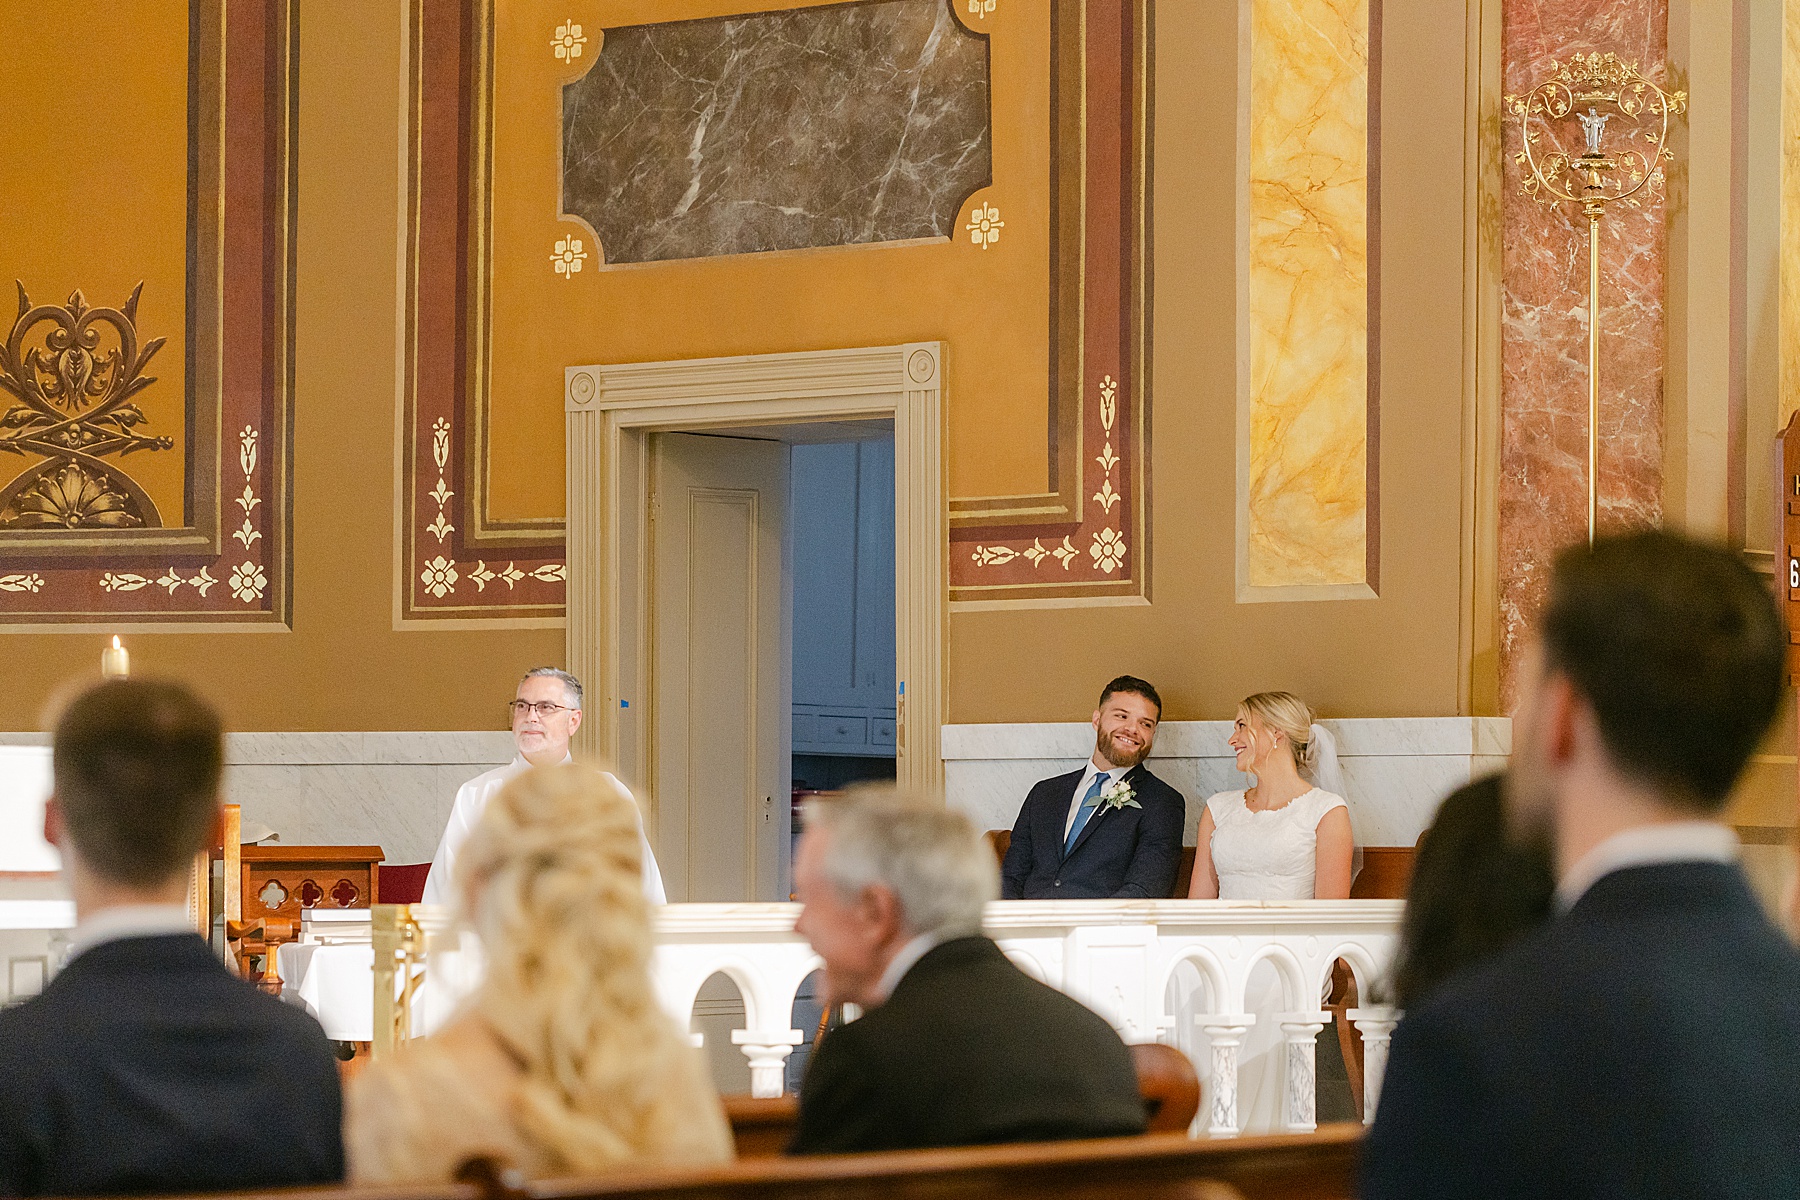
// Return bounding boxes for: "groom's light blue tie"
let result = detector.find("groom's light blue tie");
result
[1064,772,1110,855]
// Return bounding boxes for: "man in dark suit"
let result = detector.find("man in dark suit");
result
[1001,675,1186,899]
[0,680,344,1197]
[1362,531,1800,1200]
[789,790,1146,1153]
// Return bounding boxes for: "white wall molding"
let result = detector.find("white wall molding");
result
[565,345,945,797]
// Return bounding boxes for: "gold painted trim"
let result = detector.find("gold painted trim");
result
[393,615,565,630]
[392,0,424,633]
[0,618,294,633]
[951,594,1151,613]
[1461,0,1504,715]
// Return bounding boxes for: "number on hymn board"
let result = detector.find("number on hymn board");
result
[1791,558,1798,591]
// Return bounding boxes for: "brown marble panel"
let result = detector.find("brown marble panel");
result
[1499,0,1669,706]
[560,0,991,265]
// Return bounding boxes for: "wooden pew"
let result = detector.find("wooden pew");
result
[723,1042,1203,1158]
[197,1126,1361,1200]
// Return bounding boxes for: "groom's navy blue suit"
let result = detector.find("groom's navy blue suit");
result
[999,763,1186,899]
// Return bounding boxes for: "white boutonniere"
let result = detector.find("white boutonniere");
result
[1099,777,1140,812]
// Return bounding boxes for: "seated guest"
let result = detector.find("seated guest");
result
[1385,774,1555,1010]
[1189,691,1353,900]
[1000,675,1186,899]
[0,680,343,1197]
[1188,691,1353,1132]
[1363,531,1800,1199]
[791,789,1146,1153]
[347,764,730,1182]
[422,667,664,906]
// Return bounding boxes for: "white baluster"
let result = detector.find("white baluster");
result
[1348,1005,1400,1123]
[731,1029,804,1098]
[1197,1013,1254,1137]
[1277,1010,1332,1133]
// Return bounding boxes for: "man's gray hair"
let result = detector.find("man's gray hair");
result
[520,667,582,711]
[806,786,997,939]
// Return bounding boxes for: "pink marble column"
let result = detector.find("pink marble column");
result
[1500,0,1669,707]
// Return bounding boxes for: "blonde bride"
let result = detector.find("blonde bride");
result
[1188,692,1354,1133]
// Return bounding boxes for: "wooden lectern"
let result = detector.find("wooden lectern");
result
[214,804,384,995]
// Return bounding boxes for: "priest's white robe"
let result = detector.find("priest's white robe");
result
[420,755,667,906]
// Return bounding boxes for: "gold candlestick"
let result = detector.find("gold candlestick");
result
[1505,53,1686,545]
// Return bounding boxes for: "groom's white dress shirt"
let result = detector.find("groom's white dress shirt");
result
[1064,761,1119,839]
[420,754,667,906]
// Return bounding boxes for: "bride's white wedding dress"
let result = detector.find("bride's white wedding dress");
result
[1205,787,1348,1132]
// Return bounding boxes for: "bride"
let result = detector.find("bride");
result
[1187,691,1354,1132]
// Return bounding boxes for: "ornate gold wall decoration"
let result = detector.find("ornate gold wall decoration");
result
[966,202,1005,249]
[0,283,171,530]
[551,20,586,61]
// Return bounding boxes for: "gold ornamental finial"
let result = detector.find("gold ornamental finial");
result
[1502,53,1686,544]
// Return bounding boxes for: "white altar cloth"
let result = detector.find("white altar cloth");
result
[278,911,481,1042]
[279,942,376,1041]
[0,899,73,930]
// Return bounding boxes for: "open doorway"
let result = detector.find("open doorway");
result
[788,430,899,876]
[563,342,947,903]
[641,421,896,902]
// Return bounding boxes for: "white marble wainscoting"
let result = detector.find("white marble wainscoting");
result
[0,731,516,866]
[943,718,1512,849]
[219,733,516,864]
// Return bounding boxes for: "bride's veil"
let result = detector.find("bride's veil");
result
[1309,722,1362,882]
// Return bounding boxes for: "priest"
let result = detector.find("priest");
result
[421,668,666,905]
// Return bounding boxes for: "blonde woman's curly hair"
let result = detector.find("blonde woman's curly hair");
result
[457,763,716,1172]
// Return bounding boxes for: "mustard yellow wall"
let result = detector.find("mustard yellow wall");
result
[476,0,1474,722]
[1,0,1471,731]
[0,0,190,517]
[943,0,1470,723]
[0,1,560,732]
[485,0,1051,520]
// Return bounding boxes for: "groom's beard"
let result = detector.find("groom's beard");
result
[1096,728,1150,770]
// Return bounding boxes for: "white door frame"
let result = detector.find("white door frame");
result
[565,343,946,829]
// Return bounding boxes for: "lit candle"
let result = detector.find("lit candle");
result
[100,636,129,680]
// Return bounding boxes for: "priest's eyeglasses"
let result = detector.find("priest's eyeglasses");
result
[509,700,572,719]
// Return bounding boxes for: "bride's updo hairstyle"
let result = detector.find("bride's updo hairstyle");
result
[456,763,700,1171]
[1238,691,1318,778]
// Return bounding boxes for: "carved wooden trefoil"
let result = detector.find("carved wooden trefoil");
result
[0,282,171,530]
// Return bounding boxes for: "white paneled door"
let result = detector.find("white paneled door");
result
[650,433,789,901]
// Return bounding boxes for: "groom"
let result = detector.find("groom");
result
[1000,676,1187,899]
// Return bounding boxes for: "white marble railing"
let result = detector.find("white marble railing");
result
[653,899,1403,1134]
[4,896,1403,1137]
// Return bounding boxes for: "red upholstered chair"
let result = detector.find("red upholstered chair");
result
[378,862,432,905]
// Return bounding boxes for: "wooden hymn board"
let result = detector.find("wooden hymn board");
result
[1780,413,1800,688]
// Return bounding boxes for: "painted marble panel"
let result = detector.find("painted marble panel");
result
[561,0,992,265]
[1499,0,1668,706]
[1241,0,1375,595]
